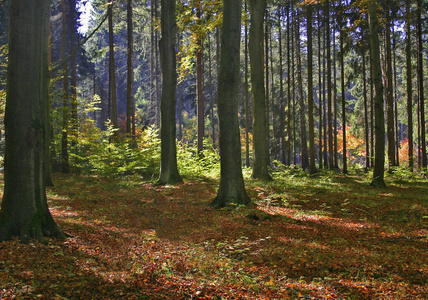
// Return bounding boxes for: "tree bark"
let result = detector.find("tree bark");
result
[61,0,70,173]
[248,0,271,180]
[127,0,135,136]
[307,4,316,174]
[368,0,386,188]
[211,0,250,208]
[159,0,182,185]
[196,0,204,154]
[406,0,413,170]
[416,0,426,169]
[108,3,118,131]
[385,7,396,168]
[0,0,66,242]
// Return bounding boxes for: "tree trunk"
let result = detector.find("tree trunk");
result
[307,4,316,174]
[248,0,271,180]
[127,0,135,136]
[406,0,413,170]
[362,48,370,171]
[61,0,69,173]
[196,0,204,154]
[416,0,426,169]
[244,9,250,167]
[317,8,323,170]
[368,0,386,188]
[211,0,250,208]
[69,0,78,144]
[278,6,286,165]
[0,0,66,243]
[326,0,333,169]
[159,0,182,185]
[385,7,396,168]
[339,9,347,174]
[108,3,118,131]
[295,9,308,170]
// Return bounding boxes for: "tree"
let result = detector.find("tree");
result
[211,0,250,208]
[127,0,135,136]
[307,3,316,174]
[405,0,413,170]
[158,0,182,185]
[61,0,70,173]
[108,3,118,130]
[368,0,386,188]
[248,0,271,181]
[0,0,66,242]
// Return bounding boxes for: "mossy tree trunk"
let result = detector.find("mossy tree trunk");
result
[0,0,66,243]
[211,0,250,208]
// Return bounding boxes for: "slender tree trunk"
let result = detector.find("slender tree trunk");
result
[159,0,182,185]
[339,10,347,174]
[278,6,286,165]
[287,4,292,166]
[61,0,70,173]
[244,9,250,167]
[385,7,396,168]
[406,0,413,170]
[317,8,323,170]
[127,0,135,136]
[0,0,66,242]
[196,0,204,154]
[150,0,155,124]
[369,0,386,188]
[417,0,426,169]
[108,3,118,131]
[249,0,271,180]
[306,4,316,174]
[212,0,250,208]
[295,9,308,170]
[362,49,370,171]
[326,0,333,169]
[69,0,77,145]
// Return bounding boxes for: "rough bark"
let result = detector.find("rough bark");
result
[248,0,271,180]
[307,5,316,174]
[159,0,182,185]
[0,0,66,243]
[211,0,250,208]
[368,1,386,188]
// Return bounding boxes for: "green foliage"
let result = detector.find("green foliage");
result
[70,123,160,177]
[177,138,220,180]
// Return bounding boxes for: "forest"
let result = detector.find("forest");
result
[0,0,427,298]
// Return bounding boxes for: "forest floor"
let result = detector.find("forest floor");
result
[0,171,427,299]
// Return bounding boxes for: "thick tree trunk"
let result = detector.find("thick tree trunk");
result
[0,0,66,243]
[211,0,250,208]
[248,0,271,180]
[368,1,386,188]
[159,0,182,185]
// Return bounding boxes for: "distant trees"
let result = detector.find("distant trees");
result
[0,0,427,197]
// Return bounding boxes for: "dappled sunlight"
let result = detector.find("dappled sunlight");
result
[258,204,378,231]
